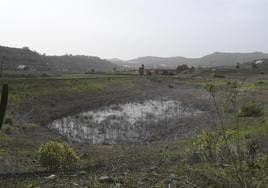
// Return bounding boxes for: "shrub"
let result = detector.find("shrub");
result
[168,84,174,88]
[213,73,226,78]
[40,73,50,77]
[2,125,12,135]
[37,141,79,171]
[176,64,189,73]
[4,117,13,125]
[146,70,152,76]
[239,103,264,117]
[21,123,38,131]
[256,81,264,85]
[192,130,228,162]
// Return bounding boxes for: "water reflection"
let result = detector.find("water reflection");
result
[49,100,203,144]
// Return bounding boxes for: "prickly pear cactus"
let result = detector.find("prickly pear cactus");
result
[0,84,8,129]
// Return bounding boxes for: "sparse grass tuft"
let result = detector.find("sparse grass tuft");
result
[239,102,264,117]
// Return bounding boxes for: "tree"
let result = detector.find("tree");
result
[176,64,189,73]
[22,46,30,51]
[139,64,144,75]
[236,62,240,69]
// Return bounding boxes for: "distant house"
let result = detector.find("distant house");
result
[17,65,28,70]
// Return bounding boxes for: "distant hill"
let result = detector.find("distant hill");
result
[108,58,133,69]
[198,52,268,67]
[111,52,268,69]
[0,46,119,73]
[108,58,125,64]
[127,56,196,68]
[2,45,268,73]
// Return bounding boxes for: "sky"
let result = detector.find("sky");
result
[0,0,268,59]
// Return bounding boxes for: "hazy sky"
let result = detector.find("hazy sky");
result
[0,0,268,59]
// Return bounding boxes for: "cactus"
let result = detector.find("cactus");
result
[0,84,8,129]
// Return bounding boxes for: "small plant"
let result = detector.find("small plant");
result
[21,123,38,131]
[239,103,264,117]
[37,141,79,171]
[191,81,268,187]
[256,81,265,85]
[213,73,226,78]
[40,73,50,77]
[4,117,13,125]
[2,125,12,135]
[146,70,152,75]
[193,130,229,162]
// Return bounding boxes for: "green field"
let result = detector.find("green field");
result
[0,73,267,187]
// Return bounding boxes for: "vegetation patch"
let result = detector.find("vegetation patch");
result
[239,102,264,117]
[37,141,79,171]
[0,76,135,104]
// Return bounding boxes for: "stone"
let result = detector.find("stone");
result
[79,170,87,175]
[46,174,56,180]
[98,176,114,183]
[72,183,79,186]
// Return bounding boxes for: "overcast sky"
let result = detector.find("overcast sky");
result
[0,0,267,59]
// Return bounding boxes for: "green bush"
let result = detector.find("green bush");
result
[183,130,268,187]
[239,103,264,117]
[192,130,232,162]
[37,141,79,171]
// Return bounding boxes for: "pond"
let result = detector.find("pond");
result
[49,99,204,144]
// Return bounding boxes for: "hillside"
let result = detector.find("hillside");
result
[0,46,119,73]
[127,56,196,69]
[111,52,268,69]
[198,52,268,67]
[2,45,268,73]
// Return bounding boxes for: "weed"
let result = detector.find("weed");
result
[239,103,264,117]
[180,81,268,187]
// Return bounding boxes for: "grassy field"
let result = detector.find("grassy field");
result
[0,73,267,187]
[0,76,136,104]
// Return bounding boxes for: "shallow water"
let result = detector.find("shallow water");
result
[49,100,203,144]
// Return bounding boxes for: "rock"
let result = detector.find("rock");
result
[46,174,56,180]
[115,183,122,188]
[27,184,40,188]
[98,176,114,183]
[170,174,176,179]
[149,166,157,171]
[79,170,87,175]
[72,183,79,186]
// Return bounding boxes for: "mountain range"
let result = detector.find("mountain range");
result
[110,52,268,69]
[1,45,268,73]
